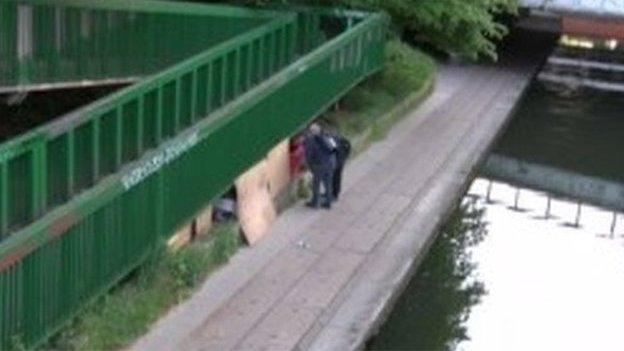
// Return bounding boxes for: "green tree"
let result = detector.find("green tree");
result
[239,0,518,60]
[349,0,518,60]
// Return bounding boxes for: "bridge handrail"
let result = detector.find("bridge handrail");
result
[0,0,278,91]
[0,5,298,242]
[0,6,387,348]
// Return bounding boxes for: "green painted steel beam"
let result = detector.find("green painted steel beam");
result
[0,14,295,157]
[0,0,286,92]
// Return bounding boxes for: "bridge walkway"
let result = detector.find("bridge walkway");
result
[133,51,542,351]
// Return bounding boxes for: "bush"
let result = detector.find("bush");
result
[380,40,436,97]
[168,246,213,290]
[235,0,517,60]
[211,223,241,265]
[327,40,435,138]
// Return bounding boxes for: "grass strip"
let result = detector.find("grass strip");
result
[41,223,241,351]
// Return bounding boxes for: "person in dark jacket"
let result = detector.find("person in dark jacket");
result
[331,133,351,200]
[304,123,337,209]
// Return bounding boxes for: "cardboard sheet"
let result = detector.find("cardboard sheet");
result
[265,140,291,199]
[235,159,277,245]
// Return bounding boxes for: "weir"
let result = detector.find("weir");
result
[483,154,624,212]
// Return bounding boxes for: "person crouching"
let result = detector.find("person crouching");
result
[304,123,337,209]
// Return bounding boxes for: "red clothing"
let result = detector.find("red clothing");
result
[289,135,306,177]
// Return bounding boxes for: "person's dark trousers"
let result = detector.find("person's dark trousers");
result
[320,167,334,207]
[332,164,344,200]
[310,167,334,208]
[332,138,351,201]
[309,169,322,207]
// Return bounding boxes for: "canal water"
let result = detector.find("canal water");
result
[368,78,624,349]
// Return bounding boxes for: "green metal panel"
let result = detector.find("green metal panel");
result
[0,0,273,92]
[0,4,297,241]
[0,2,388,348]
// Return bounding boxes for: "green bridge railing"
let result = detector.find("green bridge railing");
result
[0,0,387,348]
[0,0,298,241]
[0,0,273,92]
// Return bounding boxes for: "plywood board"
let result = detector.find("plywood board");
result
[235,160,277,245]
[265,139,291,199]
[195,206,213,237]
[167,223,192,251]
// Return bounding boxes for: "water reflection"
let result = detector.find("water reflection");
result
[368,199,489,351]
[371,43,624,349]
[461,179,624,351]
[371,178,624,350]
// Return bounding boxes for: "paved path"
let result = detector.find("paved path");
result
[132,55,542,351]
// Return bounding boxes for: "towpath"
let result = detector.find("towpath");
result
[132,44,546,351]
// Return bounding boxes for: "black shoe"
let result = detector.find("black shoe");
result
[321,202,331,209]
[306,201,319,209]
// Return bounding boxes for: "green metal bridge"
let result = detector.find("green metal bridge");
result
[0,0,387,348]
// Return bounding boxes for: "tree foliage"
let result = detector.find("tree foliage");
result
[349,0,518,60]
[240,0,519,60]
